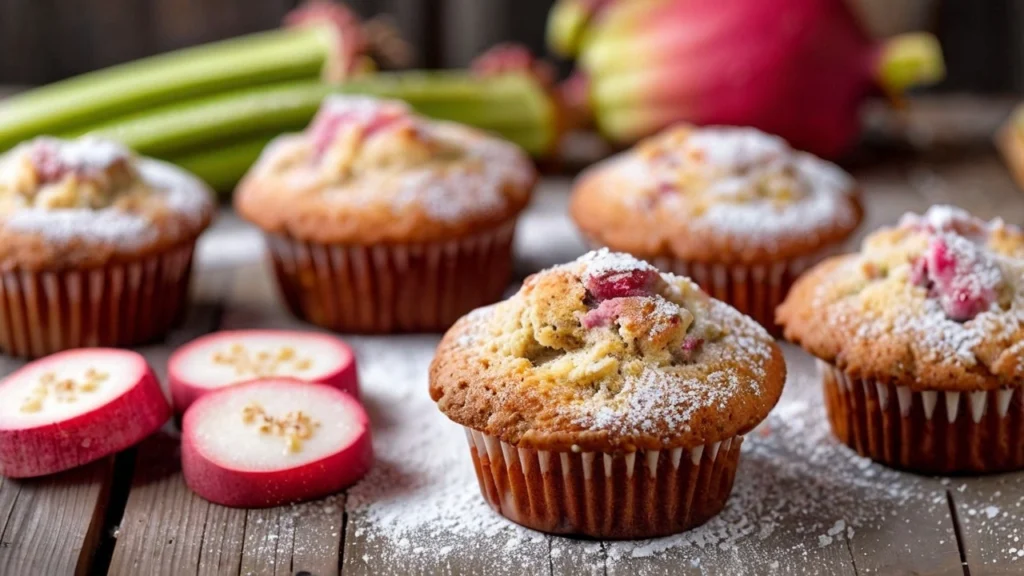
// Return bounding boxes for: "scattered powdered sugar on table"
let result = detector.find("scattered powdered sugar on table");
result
[340,335,995,573]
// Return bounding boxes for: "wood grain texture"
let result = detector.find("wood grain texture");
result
[0,458,113,576]
[108,433,246,576]
[341,517,552,576]
[241,498,345,576]
[108,264,240,576]
[6,143,1024,574]
[948,473,1024,575]
[220,245,346,576]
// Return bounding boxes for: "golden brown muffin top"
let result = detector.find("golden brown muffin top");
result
[430,250,786,452]
[0,137,214,270]
[778,205,1024,392]
[235,96,536,244]
[570,125,862,264]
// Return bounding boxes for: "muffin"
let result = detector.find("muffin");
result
[998,106,1024,191]
[235,96,536,333]
[778,205,1024,474]
[570,125,862,331]
[430,250,785,538]
[0,137,214,357]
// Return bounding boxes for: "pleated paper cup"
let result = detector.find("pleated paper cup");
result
[265,222,516,333]
[463,427,743,539]
[820,361,1024,474]
[0,242,196,358]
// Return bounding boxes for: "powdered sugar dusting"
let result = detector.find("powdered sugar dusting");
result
[821,206,1024,374]
[579,248,656,281]
[5,209,156,248]
[568,296,774,438]
[684,128,788,169]
[602,126,858,249]
[2,152,213,251]
[388,122,533,223]
[254,99,535,227]
[343,335,980,572]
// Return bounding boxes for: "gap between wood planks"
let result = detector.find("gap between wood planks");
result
[88,450,138,575]
[946,491,972,576]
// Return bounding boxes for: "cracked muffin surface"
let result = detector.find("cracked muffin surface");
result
[235,96,535,245]
[429,250,786,452]
[778,205,1024,391]
[569,125,862,263]
[0,136,214,270]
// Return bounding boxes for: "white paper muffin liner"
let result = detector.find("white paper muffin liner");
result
[0,242,196,358]
[821,361,1024,473]
[463,427,743,539]
[265,222,516,333]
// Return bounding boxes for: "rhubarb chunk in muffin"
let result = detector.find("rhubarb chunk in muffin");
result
[0,136,214,357]
[779,204,1024,389]
[431,249,785,452]
[570,124,862,332]
[429,250,785,538]
[778,205,1024,473]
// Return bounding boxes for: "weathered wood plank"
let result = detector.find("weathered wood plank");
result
[549,539,605,576]
[109,433,246,576]
[240,497,345,576]
[948,474,1024,574]
[220,249,347,576]
[196,503,246,576]
[0,458,113,576]
[910,151,1024,224]
[108,263,240,576]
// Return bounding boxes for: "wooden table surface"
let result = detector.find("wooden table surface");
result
[3,104,1024,575]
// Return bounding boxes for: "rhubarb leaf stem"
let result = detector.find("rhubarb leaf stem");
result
[74,73,557,158]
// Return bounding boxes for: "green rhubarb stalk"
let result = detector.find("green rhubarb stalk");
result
[0,26,337,151]
[75,72,558,157]
[170,137,276,194]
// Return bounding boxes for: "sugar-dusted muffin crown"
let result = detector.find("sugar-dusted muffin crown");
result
[778,205,1024,391]
[235,96,536,244]
[0,137,214,270]
[430,250,786,452]
[570,125,862,263]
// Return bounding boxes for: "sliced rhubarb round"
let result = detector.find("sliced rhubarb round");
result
[0,349,170,478]
[181,378,372,508]
[168,330,359,414]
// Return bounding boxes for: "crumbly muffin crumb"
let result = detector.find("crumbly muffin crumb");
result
[778,205,1024,390]
[430,250,785,451]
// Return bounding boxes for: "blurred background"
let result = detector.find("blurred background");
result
[1,0,1022,92]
